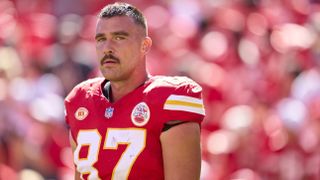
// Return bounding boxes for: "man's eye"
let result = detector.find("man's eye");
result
[114,36,125,40]
[96,37,106,42]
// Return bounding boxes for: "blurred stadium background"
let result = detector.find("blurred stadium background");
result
[1,0,320,179]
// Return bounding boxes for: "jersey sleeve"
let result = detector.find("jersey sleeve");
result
[64,78,103,131]
[161,77,205,125]
[64,84,82,129]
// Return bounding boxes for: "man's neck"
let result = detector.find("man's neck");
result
[109,73,149,102]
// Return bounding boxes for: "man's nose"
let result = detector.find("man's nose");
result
[104,49,113,54]
[102,41,114,54]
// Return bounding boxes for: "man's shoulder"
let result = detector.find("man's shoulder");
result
[146,75,202,93]
[75,77,104,89]
[65,77,104,102]
[145,75,205,118]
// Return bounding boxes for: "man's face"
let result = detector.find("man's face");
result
[95,16,148,81]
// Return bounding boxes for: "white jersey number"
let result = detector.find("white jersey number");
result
[74,128,146,180]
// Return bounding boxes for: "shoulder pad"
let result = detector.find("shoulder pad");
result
[145,76,202,93]
[65,77,104,101]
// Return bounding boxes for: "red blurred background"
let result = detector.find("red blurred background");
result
[1,0,320,179]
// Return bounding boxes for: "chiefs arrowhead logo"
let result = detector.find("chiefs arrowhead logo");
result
[75,107,89,120]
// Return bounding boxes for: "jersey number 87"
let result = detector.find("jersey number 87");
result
[74,128,146,180]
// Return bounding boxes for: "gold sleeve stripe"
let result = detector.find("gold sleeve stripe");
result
[164,104,205,115]
[165,100,203,108]
[164,95,205,115]
[166,94,203,104]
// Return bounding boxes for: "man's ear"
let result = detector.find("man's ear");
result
[141,37,152,54]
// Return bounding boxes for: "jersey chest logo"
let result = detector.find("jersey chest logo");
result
[131,102,150,127]
[105,106,114,119]
[75,107,89,120]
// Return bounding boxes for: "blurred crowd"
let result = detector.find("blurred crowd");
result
[1,0,320,179]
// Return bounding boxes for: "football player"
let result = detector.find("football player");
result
[65,2,205,180]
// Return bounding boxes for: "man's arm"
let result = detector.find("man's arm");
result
[160,122,201,180]
[69,132,82,180]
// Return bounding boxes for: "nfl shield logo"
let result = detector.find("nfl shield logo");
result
[105,107,114,119]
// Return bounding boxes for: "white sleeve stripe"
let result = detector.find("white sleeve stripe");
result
[166,95,203,104]
[164,104,205,115]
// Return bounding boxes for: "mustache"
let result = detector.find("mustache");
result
[101,54,120,64]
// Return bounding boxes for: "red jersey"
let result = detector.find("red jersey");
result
[65,76,205,180]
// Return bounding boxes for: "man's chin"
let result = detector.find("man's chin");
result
[101,74,122,82]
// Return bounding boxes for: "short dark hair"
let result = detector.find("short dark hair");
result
[98,2,147,31]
